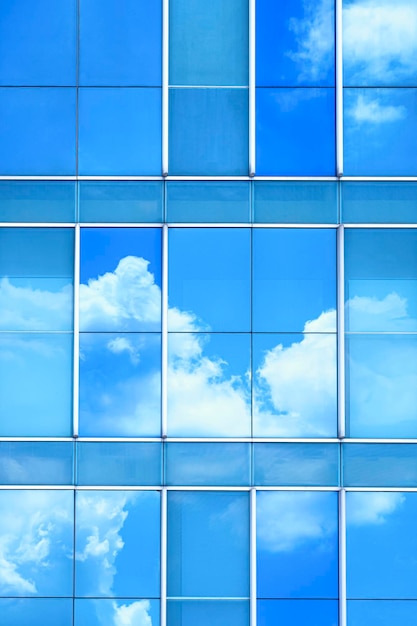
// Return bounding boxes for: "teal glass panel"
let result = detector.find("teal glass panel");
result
[0,598,73,626]
[165,443,250,486]
[342,182,417,224]
[79,182,163,223]
[343,444,417,487]
[0,182,76,223]
[0,442,74,485]
[77,442,162,486]
[166,182,250,223]
[167,601,249,626]
[254,443,339,486]
[348,600,417,626]
[254,182,338,223]
[75,599,160,626]
[258,600,339,626]
[169,0,248,86]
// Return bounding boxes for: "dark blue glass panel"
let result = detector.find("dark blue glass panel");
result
[77,442,162,485]
[257,491,338,599]
[0,88,76,175]
[169,88,248,175]
[79,0,162,86]
[256,88,335,175]
[254,444,339,486]
[343,444,417,487]
[258,600,338,626]
[0,182,76,223]
[256,0,335,86]
[75,599,160,626]
[348,600,417,626]
[79,182,163,223]
[254,182,338,224]
[347,492,417,598]
[166,182,250,223]
[76,490,160,598]
[0,0,76,86]
[167,601,249,626]
[167,491,249,597]
[344,88,417,176]
[0,599,73,626]
[0,490,73,596]
[342,182,417,224]
[78,88,161,175]
[166,443,250,486]
[0,442,74,485]
[169,0,248,86]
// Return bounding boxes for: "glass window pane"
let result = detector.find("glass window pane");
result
[258,600,338,626]
[343,443,417,487]
[78,88,161,175]
[257,491,338,599]
[169,88,248,175]
[0,442,74,485]
[0,599,73,626]
[166,182,250,223]
[169,0,248,86]
[75,599,160,626]
[254,182,338,224]
[79,182,163,223]
[348,600,417,626]
[76,491,160,598]
[79,0,162,86]
[0,182,76,223]
[167,601,249,626]
[342,182,417,224]
[167,492,249,597]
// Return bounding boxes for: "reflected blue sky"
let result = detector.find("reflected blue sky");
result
[0,442,73,485]
[348,600,417,626]
[258,600,338,626]
[0,599,73,626]
[167,601,249,626]
[75,599,160,626]
[343,443,417,487]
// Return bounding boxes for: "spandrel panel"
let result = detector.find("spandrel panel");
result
[258,600,339,626]
[75,491,160,598]
[166,443,250,486]
[342,182,417,224]
[78,88,161,175]
[348,600,417,626]
[169,0,248,86]
[0,333,73,437]
[169,88,248,175]
[254,182,338,224]
[167,333,251,437]
[0,228,74,331]
[167,601,249,626]
[77,442,162,486]
[256,0,335,86]
[253,229,336,333]
[256,88,335,176]
[0,442,74,485]
[254,443,339,486]
[346,334,417,438]
[79,0,162,86]
[0,88,76,175]
[75,599,160,626]
[345,229,417,332]
[79,333,161,437]
[168,228,250,332]
[0,599,73,626]
[0,0,76,86]
[0,490,73,597]
[344,88,417,176]
[167,491,250,597]
[79,182,163,223]
[0,181,76,223]
[347,492,417,599]
[166,182,250,223]
[343,444,417,487]
[80,228,162,332]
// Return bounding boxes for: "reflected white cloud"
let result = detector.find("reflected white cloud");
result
[347,291,417,330]
[113,600,152,626]
[348,93,406,124]
[348,492,405,525]
[107,337,141,365]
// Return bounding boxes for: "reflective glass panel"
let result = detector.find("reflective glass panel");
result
[0,599,73,626]
[348,600,417,626]
[167,491,249,597]
[79,182,163,223]
[76,491,160,598]
[166,182,250,223]
[258,600,339,626]
[343,444,417,487]
[167,601,249,626]
[254,182,338,224]
[257,491,338,599]
[75,599,160,626]
[0,181,76,223]
[0,442,74,485]
[342,182,417,224]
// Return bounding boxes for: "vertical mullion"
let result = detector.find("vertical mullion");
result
[249,0,256,177]
[337,224,345,439]
[162,224,168,438]
[250,487,257,626]
[72,224,80,438]
[161,487,168,626]
[339,488,347,626]
[336,0,344,177]
[162,0,169,176]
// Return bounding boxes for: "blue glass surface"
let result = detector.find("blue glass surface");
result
[344,88,417,176]
[77,442,162,486]
[0,88,76,175]
[346,335,417,438]
[168,228,250,332]
[256,0,335,86]
[0,333,73,437]
[166,182,251,223]
[167,491,249,597]
[257,491,338,599]
[79,182,163,223]
[166,443,250,486]
[254,444,339,486]
[347,492,417,598]
[258,600,339,626]
[253,229,336,332]
[79,0,162,86]
[167,333,251,437]
[345,229,417,332]
[167,601,249,626]
[169,88,248,175]
[80,228,162,332]
[254,182,338,224]
[256,88,335,175]
[0,490,73,596]
[169,0,248,86]
[0,0,76,86]
[0,181,76,223]
[342,182,417,224]
[343,444,417,487]
[0,442,74,485]
[348,600,417,626]
[78,88,161,175]
[76,490,160,598]
[75,599,160,626]
[0,599,73,626]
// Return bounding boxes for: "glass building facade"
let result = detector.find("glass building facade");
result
[0,2,417,625]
